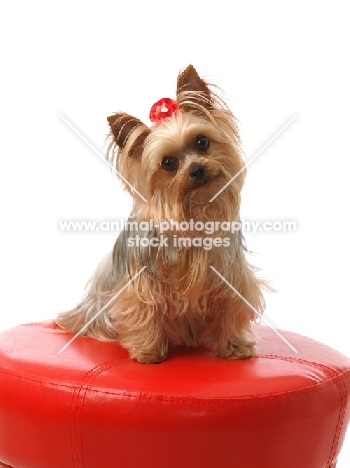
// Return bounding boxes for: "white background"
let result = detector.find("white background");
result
[1,1,349,465]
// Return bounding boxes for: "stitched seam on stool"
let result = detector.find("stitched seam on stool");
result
[77,360,128,468]
[81,373,349,404]
[20,323,48,327]
[1,363,349,403]
[0,367,83,389]
[77,360,142,464]
[261,353,349,465]
[70,358,130,468]
[105,357,350,401]
[260,354,349,369]
[19,322,56,329]
[71,359,350,406]
[326,370,347,467]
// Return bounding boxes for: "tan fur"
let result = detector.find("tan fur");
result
[56,65,267,363]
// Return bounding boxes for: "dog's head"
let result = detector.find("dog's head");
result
[107,65,245,223]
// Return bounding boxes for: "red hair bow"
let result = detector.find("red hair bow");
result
[149,98,178,124]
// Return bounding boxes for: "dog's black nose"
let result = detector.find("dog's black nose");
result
[189,163,206,180]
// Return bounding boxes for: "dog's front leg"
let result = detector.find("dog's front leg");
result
[128,342,168,364]
[116,305,169,364]
[205,298,257,360]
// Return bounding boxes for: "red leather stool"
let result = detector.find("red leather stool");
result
[0,322,349,468]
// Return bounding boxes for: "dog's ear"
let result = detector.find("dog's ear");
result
[107,113,150,157]
[176,65,212,112]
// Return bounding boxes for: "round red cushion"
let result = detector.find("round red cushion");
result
[0,322,349,468]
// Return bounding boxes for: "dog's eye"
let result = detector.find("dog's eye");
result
[161,157,178,172]
[195,136,210,152]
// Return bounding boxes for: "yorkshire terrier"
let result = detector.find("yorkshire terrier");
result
[56,65,266,363]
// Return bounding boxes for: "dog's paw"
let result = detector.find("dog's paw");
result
[216,342,257,360]
[129,349,167,364]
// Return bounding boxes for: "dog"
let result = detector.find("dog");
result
[56,65,267,363]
